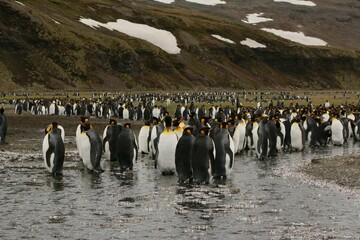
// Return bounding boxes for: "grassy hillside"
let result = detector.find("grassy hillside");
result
[0,0,359,91]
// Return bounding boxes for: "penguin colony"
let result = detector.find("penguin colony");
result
[3,91,358,184]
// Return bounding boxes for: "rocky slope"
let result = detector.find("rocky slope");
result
[0,0,359,91]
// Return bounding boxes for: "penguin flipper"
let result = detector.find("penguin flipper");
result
[225,145,234,169]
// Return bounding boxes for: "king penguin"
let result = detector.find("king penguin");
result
[175,125,196,183]
[42,122,65,175]
[157,116,178,175]
[103,119,122,161]
[0,107,8,143]
[213,122,234,180]
[290,118,305,151]
[331,116,345,146]
[116,123,138,171]
[79,123,104,173]
[191,126,215,184]
[138,120,151,154]
[76,116,90,158]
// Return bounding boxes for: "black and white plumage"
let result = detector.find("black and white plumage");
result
[103,119,122,161]
[116,123,138,171]
[78,123,104,173]
[42,122,65,175]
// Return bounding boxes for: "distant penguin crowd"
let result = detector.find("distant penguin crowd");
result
[3,90,360,184]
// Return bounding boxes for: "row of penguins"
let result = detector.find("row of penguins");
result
[42,106,360,183]
[42,115,235,184]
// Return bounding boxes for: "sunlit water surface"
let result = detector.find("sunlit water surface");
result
[1,138,360,239]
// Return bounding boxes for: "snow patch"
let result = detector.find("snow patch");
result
[261,28,327,46]
[185,0,226,6]
[240,38,266,48]
[79,17,181,54]
[242,13,273,25]
[274,0,316,7]
[151,0,226,5]
[212,34,236,44]
[15,1,25,6]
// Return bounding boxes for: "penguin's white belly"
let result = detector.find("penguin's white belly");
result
[238,124,246,153]
[277,123,285,150]
[42,134,53,173]
[79,133,93,170]
[150,127,158,156]
[49,104,55,115]
[355,126,360,140]
[252,126,259,151]
[102,126,111,160]
[232,125,240,153]
[157,132,177,172]
[138,126,150,154]
[225,135,235,175]
[76,125,82,157]
[123,110,129,119]
[291,125,303,151]
[331,120,344,145]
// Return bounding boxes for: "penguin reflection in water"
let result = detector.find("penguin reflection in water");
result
[42,122,65,175]
[191,126,215,184]
[78,122,104,173]
[116,123,138,171]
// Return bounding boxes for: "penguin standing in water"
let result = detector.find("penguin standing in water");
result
[150,118,164,160]
[76,117,89,158]
[157,116,178,175]
[331,115,345,146]
[256,114,269,160]
[175,125,195,183]
[191,126,215,184]
[0,107,8,143]
[103,119,122,161]
[290,118,305,151]
[79,123,104,173]
[116,123,138,171]
[213,122,234,181]
[42,122,65,175]
[138,120,151,154]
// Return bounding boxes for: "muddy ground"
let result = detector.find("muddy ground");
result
[1,108,359,191]
[302,155,360,190]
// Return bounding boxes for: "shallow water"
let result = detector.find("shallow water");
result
[1,140,360,239]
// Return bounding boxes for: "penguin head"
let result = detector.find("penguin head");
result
[52,122,58,129]
[109,119,117,125]
[124,123,131,129]
[172,120,179,127]
[81,123,92,132]
[220,122,228,129]
[80,116,89,124]
[45,122,58,134]
[144,120,151,126]
[164,116,172,128]
[184,125,193,134]
[199,126,210,136]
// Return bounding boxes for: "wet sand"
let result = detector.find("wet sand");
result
[301,155,360,190]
